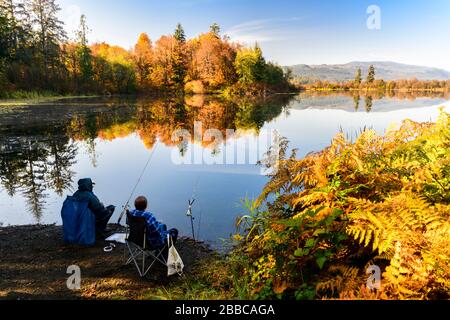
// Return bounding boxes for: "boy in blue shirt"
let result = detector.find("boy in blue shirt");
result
[131,196,178,250]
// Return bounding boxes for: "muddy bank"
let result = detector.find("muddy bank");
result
[0,224,214,300]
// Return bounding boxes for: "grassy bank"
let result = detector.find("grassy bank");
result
[0,91,100,106]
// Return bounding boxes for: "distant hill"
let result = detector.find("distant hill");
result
[286,61,450,82]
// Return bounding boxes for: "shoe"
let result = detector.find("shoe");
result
[96,228,112,240]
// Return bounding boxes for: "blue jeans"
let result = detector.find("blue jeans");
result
[95,206,115,233]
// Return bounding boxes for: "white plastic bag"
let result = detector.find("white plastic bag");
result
[166,235,184,276]
[105,233,127,244]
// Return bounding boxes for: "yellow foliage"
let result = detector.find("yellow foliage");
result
[245,109,450,300]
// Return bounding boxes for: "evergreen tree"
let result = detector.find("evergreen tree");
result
[173,23,187,86]
[0,7,12,60]
[29,0,66,83]
[354,68,362,87]
[0,0,31,58]
[76,14,93,83]
[174,23,186,43]
[210,22,220,37]
[366,65,375,83]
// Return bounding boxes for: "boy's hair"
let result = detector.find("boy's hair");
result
[134,196,148,211]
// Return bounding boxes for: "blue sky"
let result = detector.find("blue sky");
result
[58,0,450,70]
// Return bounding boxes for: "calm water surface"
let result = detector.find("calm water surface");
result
[1,93,449,247]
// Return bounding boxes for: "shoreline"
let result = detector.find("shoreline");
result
[0,95,102,107]
[0,91,299,108]
[0,224,216,300]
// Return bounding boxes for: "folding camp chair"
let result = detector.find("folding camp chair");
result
[125,211,167,277]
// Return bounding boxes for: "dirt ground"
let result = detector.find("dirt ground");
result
[0,224,214,300]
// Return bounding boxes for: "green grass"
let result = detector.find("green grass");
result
[0,91,100,106]
[139,257,243,300]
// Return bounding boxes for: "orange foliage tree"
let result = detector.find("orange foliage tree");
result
[187,32,238,89]
[133,33,153,90]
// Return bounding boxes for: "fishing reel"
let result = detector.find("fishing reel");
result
[117,203,131,225]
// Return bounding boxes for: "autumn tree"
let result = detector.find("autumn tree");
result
[61,42,77,87]
[151,35,177,89]
[234,44,287,93]
[0,9,289,96]
[235,45,266,84]
[189,32,237,89]
[91,42,136,93]
[133,32,153,89]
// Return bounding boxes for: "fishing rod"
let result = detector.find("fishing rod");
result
[186,199,196,241]
[186,176,201,241]
[117,142,159,225]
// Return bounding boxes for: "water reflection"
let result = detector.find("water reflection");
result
[294,90,449,112]
[0,91,448,229]
[0,127,78,221]
[364,96,373,112]
[0,95,292,220]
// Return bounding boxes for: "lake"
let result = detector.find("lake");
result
[1,92,449,247]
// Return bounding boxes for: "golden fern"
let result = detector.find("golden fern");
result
[243,110,450,300]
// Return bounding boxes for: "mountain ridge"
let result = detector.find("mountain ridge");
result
[285,61,450,82]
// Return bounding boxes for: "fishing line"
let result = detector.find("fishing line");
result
[117,142,159,224]
[190,175,201,203]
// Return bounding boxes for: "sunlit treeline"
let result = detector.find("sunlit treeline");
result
[300,78,450,92]
[0,0,291,97]
[299,89,450,100]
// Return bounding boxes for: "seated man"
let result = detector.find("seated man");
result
[131,196,178,250]
[72,178,115,234]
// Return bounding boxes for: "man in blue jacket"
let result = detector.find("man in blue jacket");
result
[72,178,115,234]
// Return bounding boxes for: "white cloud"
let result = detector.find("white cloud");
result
[225,17,303,45]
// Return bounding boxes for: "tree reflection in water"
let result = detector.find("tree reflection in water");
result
[0,95,292,220]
